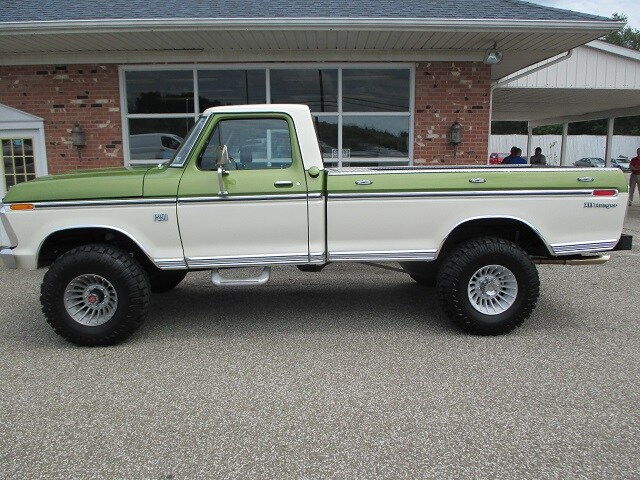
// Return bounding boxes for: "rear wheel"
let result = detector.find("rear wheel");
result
[436,237,539,335]
[41,244,151,346]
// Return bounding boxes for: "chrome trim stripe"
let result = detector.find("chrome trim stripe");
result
[309,252,326,263]
[155,258,188,270]
[328,189,604,200]
[326,166,621,175]
[187,253,310,268]
[179,194,310,204]
[551,240,618,255]
[329,250,437,262]
[6,193,324,209]
[26,198,177,209]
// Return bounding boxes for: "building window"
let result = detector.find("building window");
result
[121,65,412,166]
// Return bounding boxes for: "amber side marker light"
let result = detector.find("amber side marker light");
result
[592,190,617,197]
[9,204,35,211]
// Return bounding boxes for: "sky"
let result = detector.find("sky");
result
[533,0,640,29]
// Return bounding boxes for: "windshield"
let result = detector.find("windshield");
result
[169,116,208,167]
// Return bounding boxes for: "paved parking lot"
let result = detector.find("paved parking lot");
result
[1,208,639,479]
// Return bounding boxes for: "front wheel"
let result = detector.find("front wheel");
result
[41,244,151,346]
[436,237,540,335]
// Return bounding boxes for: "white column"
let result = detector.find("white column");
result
[605,117,614,167]
[526,123,533,159]
[560,123,569,166]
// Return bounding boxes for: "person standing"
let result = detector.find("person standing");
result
[501,147,527,165]
[530,147,547,165]
[629,148,640,206]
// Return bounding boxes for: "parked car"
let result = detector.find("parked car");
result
[574,157,605,168]
[489,152,509,164]
[611,156,630,171]
[129,133,183,161]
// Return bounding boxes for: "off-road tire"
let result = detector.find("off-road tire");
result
[41,244,151,346]
[436,237,540,335]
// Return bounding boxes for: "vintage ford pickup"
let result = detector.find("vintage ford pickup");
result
[0,105,633,345]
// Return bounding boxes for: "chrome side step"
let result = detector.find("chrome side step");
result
[211,267,271,286]
[533,255,610,265]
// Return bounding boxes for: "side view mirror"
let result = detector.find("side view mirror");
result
[216,145,229,195]
[217,145,229,167]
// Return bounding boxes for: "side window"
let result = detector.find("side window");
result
[198,118,293,171]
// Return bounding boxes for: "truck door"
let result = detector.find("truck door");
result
[177,115,310,268]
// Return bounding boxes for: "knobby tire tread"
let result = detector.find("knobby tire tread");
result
[437,237,540,335]
[40,244,151,346]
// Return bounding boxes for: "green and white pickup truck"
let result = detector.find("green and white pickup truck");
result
[0,104,633,345]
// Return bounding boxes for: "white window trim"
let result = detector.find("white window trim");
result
[119,63,415,166]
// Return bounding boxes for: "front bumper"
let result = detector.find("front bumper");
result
[0,248,17,269]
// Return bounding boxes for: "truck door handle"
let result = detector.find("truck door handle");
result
[274,180,293,187]
[469,178,486,183]
[355,180,372,185]
[578,177,594,182]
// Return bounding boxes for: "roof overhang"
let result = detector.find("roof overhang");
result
[0,18,623,79]
[492,40,640,125]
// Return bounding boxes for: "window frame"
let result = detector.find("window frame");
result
[119,63,415,167]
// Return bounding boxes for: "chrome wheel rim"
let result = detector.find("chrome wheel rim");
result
[64,274,118,326]
[467,264,518,315]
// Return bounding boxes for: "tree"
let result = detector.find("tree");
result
[604,14,640,51]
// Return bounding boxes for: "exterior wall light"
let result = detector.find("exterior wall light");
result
[71,123,86,159]
[449,120,462,159]
[483,43,504,65]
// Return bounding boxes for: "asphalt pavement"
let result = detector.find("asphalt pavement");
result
[1,208,639,479]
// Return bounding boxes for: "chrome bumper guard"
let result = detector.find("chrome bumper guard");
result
[0,248,17,269]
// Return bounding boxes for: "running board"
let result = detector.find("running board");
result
[533,255,610,265]
[211,267,271,286]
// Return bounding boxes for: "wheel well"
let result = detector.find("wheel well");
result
[38,227,157,273]
[438,218,550,260]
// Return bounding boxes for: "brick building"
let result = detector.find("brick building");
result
[0,0,621,196]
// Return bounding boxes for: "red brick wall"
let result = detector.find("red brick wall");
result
[0,64,123,173]
[414,62,491,165]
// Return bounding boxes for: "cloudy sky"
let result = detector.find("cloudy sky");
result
[533,0,640,29]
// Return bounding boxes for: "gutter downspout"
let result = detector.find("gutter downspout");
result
[491,49,574,166]
[493,49,574,89]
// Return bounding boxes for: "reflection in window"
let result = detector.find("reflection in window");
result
[201,118,293,170]
[126,71,194,114]
[342,69,410,112]
[342,116,409,158]
[128,118,194,161]
[270,69,338,112]
[314,116,339,160]
[122,65,412,167]
[199,70,266,110]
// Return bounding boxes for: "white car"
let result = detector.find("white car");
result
[611,157,630,171]
[574,157,605,168]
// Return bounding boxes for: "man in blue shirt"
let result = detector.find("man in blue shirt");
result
[501,147,527,164]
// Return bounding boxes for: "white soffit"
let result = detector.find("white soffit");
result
[0,19,621,79]
[493,41,640,124]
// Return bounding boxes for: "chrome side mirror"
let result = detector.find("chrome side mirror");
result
[217,145,229,195]
[217,145,229,168]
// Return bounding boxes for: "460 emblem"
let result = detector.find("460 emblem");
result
[153,213,169,222]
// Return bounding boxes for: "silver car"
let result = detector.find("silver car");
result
[574,157,605,168]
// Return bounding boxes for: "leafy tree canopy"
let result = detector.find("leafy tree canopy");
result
[603,14,640,51]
